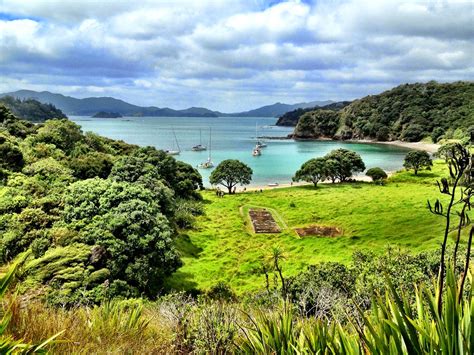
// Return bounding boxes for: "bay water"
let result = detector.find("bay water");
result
[70,116,410,186]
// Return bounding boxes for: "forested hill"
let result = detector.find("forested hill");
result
[293,81,474,142]
[276,101,351,126]
[0,96,67,122]
[0,104,203,305]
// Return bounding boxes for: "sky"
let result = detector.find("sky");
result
[0,0,473,112]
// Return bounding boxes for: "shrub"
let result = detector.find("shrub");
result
[366,167,388,182]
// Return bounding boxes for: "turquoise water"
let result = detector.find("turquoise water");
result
[70,116,410,186]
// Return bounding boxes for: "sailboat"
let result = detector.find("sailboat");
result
[165,128,181,155]
[192,129,207,151]
[255,122,267,148]
[252,122,263,156]
[198,128,214,169]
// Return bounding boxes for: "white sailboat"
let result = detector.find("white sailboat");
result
[165,128,181,155]
[198,128,214,169]
[192,129,207,151]
[252,122,263,156]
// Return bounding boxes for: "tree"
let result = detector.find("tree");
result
[209,159,252,194]
[366,167,388,182]
[0,137,24,172]
[403,150,432,175]
[431,127,444,143]
[435,143,458,162]
[376,127,390,141]
[293,157,327,187]
[324,149,366,182]
[401,124,427,142]
[61,178,182,297]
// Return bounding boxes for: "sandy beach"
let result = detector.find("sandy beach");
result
[358,140,440,153]
[211,173,391,193]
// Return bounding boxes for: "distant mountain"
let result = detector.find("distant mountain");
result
[1,90,332,118]
[224,100,334,118]
[0,90,221,118]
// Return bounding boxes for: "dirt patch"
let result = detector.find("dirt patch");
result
[295,225,342,237]
[249,209,281,233]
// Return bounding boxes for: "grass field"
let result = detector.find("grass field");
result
[169,161,465,294]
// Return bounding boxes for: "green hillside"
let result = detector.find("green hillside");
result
[293,81,474,142]
[0,96,67,122]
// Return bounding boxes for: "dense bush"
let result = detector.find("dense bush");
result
[293,81,474,142]
[366,167,388,182]
[0,107,203,305]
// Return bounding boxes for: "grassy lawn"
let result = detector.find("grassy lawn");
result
[169,161,465,294]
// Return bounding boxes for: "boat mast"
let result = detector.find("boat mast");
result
[209,127,212,160]
[173,128,180,152]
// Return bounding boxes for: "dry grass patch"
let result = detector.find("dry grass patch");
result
[295,225,343,238]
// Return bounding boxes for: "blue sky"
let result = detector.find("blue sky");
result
[0,0,472,112]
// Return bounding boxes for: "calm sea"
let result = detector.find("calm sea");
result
[70,116,410,186]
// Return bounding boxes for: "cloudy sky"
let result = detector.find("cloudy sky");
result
[0,0,472,112]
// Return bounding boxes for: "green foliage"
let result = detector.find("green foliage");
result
[324,148,366,182]
[293,149,366,186]
[294,110,340,138]
[209,159,252,194]
[0,137,24,172]
[366,167,388,182]
[431,127,445,143]
[69,151,113,179]
[403,150,433,175]
[294,81,474,142]
[59,178,181,299]
[0,96,67,122]
[401,123,426,142]
[293,157,328,187]
[33,119,83,154]
[0,106,202,305]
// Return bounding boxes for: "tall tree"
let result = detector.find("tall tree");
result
[403,150,432,175]
[293,157,328,187]
[209,159,252,194]
[324,149,366,182]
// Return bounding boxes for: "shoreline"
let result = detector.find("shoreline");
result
[208,172,395,193]
[260,135,440,153]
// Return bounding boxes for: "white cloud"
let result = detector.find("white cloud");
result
[0,0,472,111]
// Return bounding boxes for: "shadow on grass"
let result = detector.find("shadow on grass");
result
[175,234,203,258]
[163,270,200,295]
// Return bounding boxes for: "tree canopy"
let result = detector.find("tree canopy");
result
[209,159,252,193]
[0,106,203,305]
[293,81,474,142]
[293,157,328,187]
[403,150,433,175]
[324,149,366,182]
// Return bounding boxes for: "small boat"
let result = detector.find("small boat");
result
[166,128,181,155]
[268,182,279,187]
[256,141,267,148]
[192,129,207,151]
[252,146,261,156]
[199,157,214,169]
[252,122,263,156]
[165,149,180,155]
[198,128,214,169]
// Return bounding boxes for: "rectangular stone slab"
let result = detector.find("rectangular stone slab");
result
[249,208,281,233]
